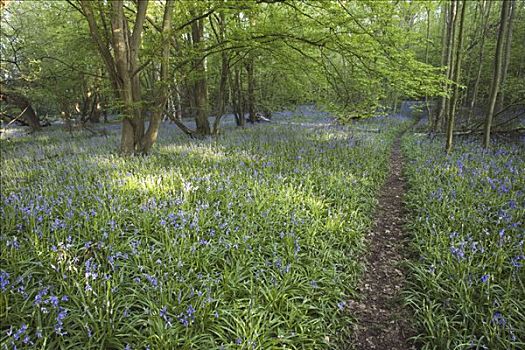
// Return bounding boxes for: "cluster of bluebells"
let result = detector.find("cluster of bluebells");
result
[404,134,524,348]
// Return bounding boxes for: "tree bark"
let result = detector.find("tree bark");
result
[142,0,174,154]
[191,13,211,136]
[212,11,229,135]
[246,58,256,124]
[496,0,515,113]
[423,5,431,122]
[0,91,41,131]
[483,0,512,148]
[446,0,467,154]
[232,65,245,127]
[442,0,458,134]
[79,0,176,154]
[467,0,492,123]
[432,3,453,133]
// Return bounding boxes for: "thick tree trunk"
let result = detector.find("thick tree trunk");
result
[0,91,41,131]
[483,0,511,148]
[446,0,467,154]
[80,0,148,155]
[142,0,174,154]
[110,0,148,154]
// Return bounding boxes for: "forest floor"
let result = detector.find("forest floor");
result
[349,132,416,350]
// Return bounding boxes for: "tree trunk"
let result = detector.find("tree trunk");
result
[212,11,229,135]
[246,58,256,123]
[432,3,452,132]
[496,0,515,114]
[483,0,511,148]
[89,92,101,123]
[141,0,174,154]
[423,5,431,122]
[446,0,467,154]
[191,14,211,136]
[232,65,245,127]
[0,91,41,131]
[80,0,148,155]
[173,77,183,121]
[467,0,492,123]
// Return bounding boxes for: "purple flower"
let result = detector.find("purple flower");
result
[13,324,28,341]
[186,305,195,318]
[492,311,506,326]
[160,306,167,318]
[144,274,158,288]
[48,295,59,308]
[34,288,49,306]
[23,335,32,345]
[450,246,465,260]
[0,271,9,291]
[481,274,489,283]
[511,255,523,268]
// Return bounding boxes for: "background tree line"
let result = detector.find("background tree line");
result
[1,0,523,154]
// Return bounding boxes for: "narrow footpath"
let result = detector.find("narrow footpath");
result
[348,133,416,350]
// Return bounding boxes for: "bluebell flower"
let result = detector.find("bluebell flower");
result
[13,324,27,341]
[144,274,158,288]
[492,311,506,326]
[0,271,9,291]
[48,295,59,308]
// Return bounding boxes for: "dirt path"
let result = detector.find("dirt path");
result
[348,133,416,350]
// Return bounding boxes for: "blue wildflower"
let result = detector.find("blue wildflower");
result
[492,311,506,326]
[0,271,9,291]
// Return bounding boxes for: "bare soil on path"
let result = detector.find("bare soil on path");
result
[348,133,416,350]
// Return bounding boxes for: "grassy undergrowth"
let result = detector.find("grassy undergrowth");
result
[1,115,408,349]
[403,135,525,349]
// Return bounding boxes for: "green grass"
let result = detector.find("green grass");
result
[1,115,408,349]
[402,134,525,350]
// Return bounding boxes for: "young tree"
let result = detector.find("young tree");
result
[467,0,492,123]
[483,0,511,148]
[496,0,516,113]
[445,0,467,154]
